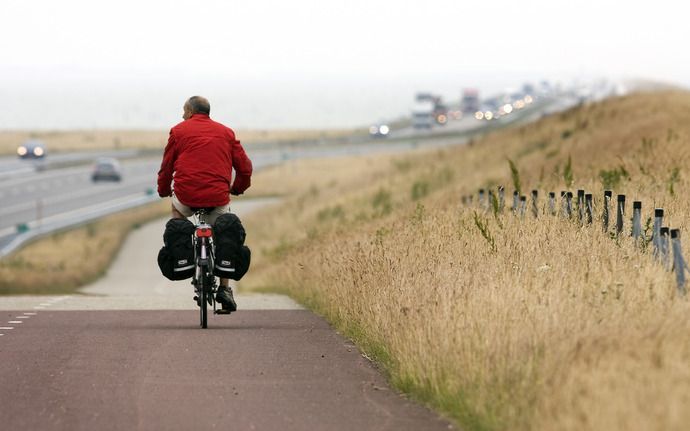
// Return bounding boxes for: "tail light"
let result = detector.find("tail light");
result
[196,227,213,238]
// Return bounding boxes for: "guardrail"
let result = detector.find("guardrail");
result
[464,187,689,295]
[0,191,159,258]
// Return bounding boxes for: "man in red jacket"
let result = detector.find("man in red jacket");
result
[158,96,253,313]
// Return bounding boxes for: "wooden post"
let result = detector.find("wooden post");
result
[479,188,485,209]
[577,189,585,224]
[560,191,567,218]
[513,190,519,213]
[548,192,556,216]
[632,201,642,240]
[488,190,494,212]
[498,186,505,213]
[661,227,671,271]
[603,190,612,232]
[585,193,593,225]
[616,194,625,236]
[653,208,664,258]
[520,196,527,218]
[566,192,573,219]
[531,190,539,218]
[671,229,687,295]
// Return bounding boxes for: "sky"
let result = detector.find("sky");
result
[1,0,688,130]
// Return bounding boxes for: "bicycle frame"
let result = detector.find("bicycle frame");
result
[192,211,218,328]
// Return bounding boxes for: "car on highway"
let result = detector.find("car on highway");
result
[17,140,46,159]
[91,158,123,182]
[369,123,390,138]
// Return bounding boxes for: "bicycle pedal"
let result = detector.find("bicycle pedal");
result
[214,309,232,315]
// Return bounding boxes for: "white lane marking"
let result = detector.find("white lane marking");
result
[39,303,51,306]
[0,327,14,330]
[34,306,45,310]
[0,333,4,336]
[23,312,37,316]
[8,321,22,324]
[16,316,30,319]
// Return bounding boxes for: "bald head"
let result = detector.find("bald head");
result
[183,96,211,119]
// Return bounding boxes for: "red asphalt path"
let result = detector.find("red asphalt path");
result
[0,310,453,430]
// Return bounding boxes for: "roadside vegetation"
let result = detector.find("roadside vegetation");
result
[243,90,690,430]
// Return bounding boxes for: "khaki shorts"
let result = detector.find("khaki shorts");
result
[171,194,230,225]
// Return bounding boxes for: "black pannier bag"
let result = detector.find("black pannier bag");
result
[157,218,196,280]
[213,213,251,280]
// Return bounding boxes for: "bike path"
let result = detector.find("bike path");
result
[0,198,453,430]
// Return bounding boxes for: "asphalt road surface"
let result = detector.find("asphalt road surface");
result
[0,200,453,430]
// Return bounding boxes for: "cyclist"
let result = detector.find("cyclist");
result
[157,96,253,312]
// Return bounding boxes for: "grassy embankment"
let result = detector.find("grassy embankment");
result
[242,90,690,430]
[0,200,170,295]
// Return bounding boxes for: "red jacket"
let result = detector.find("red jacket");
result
[157,114,252,207]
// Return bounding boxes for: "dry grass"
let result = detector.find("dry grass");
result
[243,90,690,430]
[0,128,356,155]
[0,200,169,295]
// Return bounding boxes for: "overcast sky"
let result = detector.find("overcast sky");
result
[1,0,688,129]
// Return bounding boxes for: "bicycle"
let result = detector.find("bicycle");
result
[190,207,226,328]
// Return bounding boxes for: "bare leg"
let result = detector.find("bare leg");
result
[171,204,186,219]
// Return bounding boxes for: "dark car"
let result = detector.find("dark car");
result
[17,140,46,159]
[92,158,123,182]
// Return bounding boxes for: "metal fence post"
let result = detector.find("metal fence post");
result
[616,194,625,236]
[561,191,567,218]
[531,190,539,218]
[653,208,664,258]
[632,201,642,241]
[513,190,519,213]
[519,196,527,218]
[548,192,556,216]
[603,190,612,232]
[566,192,573,219]
[498,186,505,213]
[577,189,585,224]
[671,229,687,295]
[585,193,593,225]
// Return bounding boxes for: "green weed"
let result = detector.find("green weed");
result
[508,158,522,195]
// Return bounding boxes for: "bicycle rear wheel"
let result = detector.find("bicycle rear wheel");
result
[199,276,208,329]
